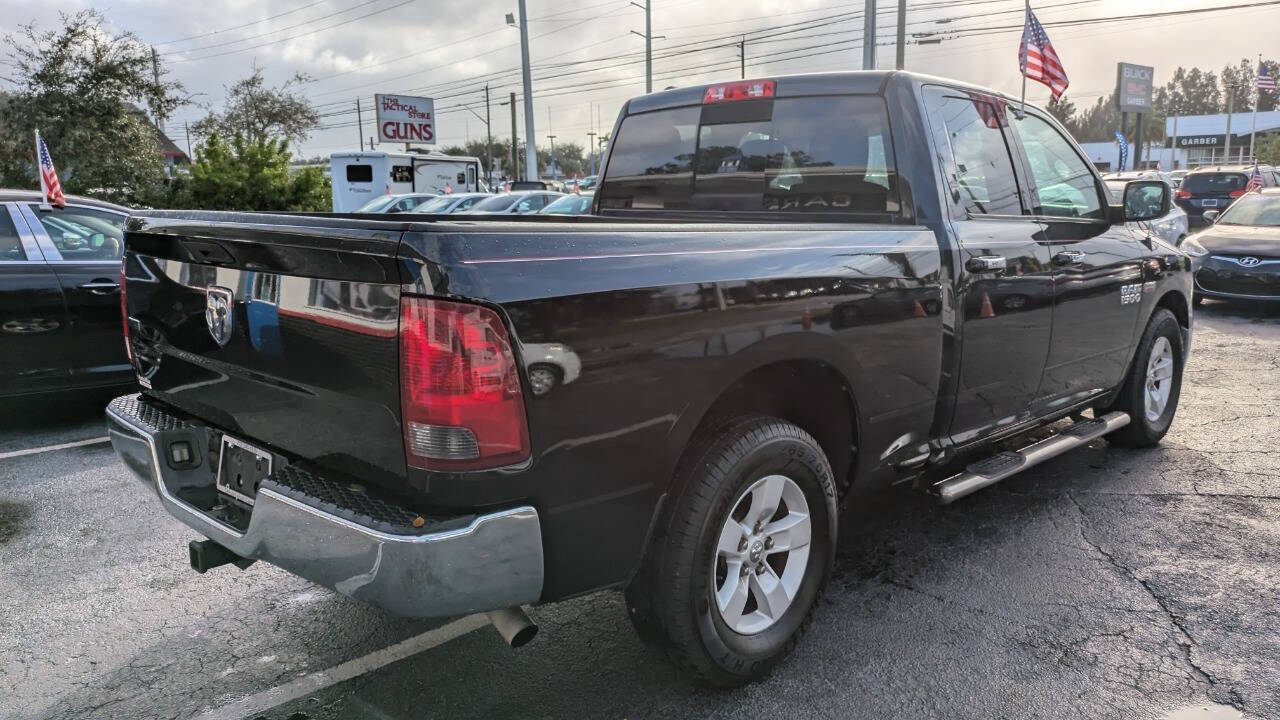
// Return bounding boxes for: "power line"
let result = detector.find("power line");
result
[155,0,334,46]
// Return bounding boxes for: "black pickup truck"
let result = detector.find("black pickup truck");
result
[106,72,1193,685]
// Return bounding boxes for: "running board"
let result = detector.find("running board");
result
[933,411,1131,504]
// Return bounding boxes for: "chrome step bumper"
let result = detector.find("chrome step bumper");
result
[933,411,1131,504]
[105,394,544,618]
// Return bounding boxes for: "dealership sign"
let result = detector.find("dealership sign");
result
[375,94,436,144]
[1115,63,1155,113]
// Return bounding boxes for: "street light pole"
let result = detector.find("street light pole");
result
[587,131,597,175]
[484,85,493,186]
[740,36,746,78]
[644,0,651,93]
[515,0,538,181]
[1225,84,1236,164]
[895,0,907,70]
[862,0,876,70]
[509,92,519,180]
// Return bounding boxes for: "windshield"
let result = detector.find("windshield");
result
[465,195,521,212]
[356,196,397,212]
[1183,173,1247,194]
[414,196,459,213]
[1217,193,1280,226]
[542,195,593,215]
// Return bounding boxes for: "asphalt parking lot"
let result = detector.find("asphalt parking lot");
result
[1,301,1277,720]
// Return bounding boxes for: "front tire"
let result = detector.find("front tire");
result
[1103,308,1184,447]
[626,416,837,686]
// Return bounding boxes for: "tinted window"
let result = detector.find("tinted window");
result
[1183,173,1246,194]
[928,89,1023,216]
[468,195,520,212]
[28,205,125,261]
[0,209,25,261]
[1014,113,1105,220]
[600,96,900,219]
[356,196,396,212]
[346,164,373,182]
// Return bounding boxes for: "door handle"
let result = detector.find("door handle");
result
[1052,250,1086,266]
[78,279,120,295]
[965,255,1007,273]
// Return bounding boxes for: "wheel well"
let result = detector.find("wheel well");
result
[697,360,857,493]
[1156,290,1190,330]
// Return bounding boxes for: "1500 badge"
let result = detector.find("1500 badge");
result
[1120,283,1143,305]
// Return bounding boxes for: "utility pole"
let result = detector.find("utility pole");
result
[740,36,746,78]
[509,92,520,180]
[862,0,876,70]
[356,98,365,150]
[150,46,164,131]
[515,0,538,181]
[895,0,907,70]
[587,131,597,175]
[485,85,493,186]
[183,121,192,159]
[547,107,557,179]
[630,0,658,92]
[1225,84,1236,163]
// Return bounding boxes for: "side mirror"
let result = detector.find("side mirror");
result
[1202,209,1220,224]
[1121,180,1170,222]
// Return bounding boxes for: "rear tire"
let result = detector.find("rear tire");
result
[625,416,837,686]
[1103,308,1184,447]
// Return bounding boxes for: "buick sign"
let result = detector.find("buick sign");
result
[206,286,234,346]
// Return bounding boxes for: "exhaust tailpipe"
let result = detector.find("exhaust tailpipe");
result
[486,606,538,648]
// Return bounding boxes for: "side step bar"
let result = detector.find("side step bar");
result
[933,411,1130,504]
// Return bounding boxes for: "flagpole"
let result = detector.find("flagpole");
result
[1249,54,1261,163]
[1019,0,1029,116]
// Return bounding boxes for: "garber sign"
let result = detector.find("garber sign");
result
[375,93,436,145]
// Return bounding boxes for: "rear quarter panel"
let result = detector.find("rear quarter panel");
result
[398,223,943,600]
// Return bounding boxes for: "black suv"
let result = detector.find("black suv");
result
[1176,165,1278,226]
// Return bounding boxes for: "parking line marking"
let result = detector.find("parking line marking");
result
[193,613,490,720]
[0,436,110,460]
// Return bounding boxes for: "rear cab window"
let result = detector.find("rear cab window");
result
[1183,173,1246,194]
[598,93,902,221]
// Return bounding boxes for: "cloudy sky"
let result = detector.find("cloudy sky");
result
[9,0,1278,160]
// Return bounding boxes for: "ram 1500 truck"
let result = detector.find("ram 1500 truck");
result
[106,71,1193,686]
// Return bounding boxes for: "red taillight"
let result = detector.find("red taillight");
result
[399,296,530,471]
[703,80,776,104]
[120,258,133,364]
[1176,189,1191,200]
[1229,189,1245,198]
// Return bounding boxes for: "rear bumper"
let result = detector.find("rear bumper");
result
[105,394,544,618]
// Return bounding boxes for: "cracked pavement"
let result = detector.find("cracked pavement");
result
[0,300,1276,720]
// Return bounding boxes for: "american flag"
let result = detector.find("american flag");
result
[1258,61,1276,92]
[36,131,66,209]
[1246,164,1264,193]
[1019,5,1069,100]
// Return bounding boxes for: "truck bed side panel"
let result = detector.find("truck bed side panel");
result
[398,223,943,599]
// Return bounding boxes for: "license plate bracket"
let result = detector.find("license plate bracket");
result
[216,435,273,506]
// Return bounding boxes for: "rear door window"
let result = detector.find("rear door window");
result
[1183,173,1246,194]
[27,205,126,261]
[924,87,1025,216]
[0,207,26,261]
[599,95,901,220]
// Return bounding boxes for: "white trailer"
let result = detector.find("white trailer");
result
[329,151,485,212]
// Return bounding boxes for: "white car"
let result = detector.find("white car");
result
[521,343,582,396]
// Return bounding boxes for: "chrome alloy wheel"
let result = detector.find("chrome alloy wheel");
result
[1144,335,1174,422]
[528,366,558,396]
[711,474,812,635]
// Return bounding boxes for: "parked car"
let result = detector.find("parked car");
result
[1175,165,1279,227]
[1,190,133,398]
[1167,169,1189,189]
[539,193,594,216]
[354,193,438,214]
[1185,187,1280,303]
[522,342,582,395]
[1102,176,1188,246]
[577,175,599,190]
[457,191,563,215]
[107,72,1192,687]
[410,192,489,214]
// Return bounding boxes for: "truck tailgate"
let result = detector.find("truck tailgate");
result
[122,212,409,488]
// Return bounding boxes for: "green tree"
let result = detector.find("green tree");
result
[1256,135,1280,165]
[188,133,329,211]
[192,67,319,146]
[0,10,187,203]
[1045,96,1078,135]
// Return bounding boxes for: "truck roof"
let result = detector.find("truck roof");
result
[623,70,1023,116]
